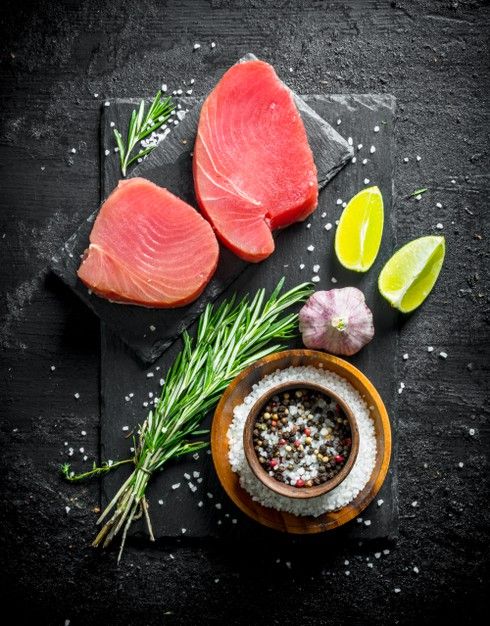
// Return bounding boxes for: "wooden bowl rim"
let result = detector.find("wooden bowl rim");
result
[211,349,392,534]
[243,379,360,499]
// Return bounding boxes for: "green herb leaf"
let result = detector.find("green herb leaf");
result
[409,188,428,198]
[113,91,175,176]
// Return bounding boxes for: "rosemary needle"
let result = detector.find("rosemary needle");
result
[62,279,311,561]
[113,90,175,176]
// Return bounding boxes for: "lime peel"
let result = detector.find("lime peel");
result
[335,186,384,272]
[378,236,446,313]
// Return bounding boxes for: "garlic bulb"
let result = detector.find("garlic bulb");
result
[299,288,374,356]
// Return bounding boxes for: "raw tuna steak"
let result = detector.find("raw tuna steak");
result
[193,59,318,262]
[77,178,219,308]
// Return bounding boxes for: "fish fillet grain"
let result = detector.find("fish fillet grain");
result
[77,178,219,308]
[193,59,318,262]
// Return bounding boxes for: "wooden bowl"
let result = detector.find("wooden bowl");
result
[211,349,391,534]
[243,380,359,499]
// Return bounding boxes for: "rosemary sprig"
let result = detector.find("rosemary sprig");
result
[63,279,311,562]
[114,90,175,176]
[409,187,428,198]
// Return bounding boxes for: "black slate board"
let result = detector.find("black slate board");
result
[51,66,352,364]
[101,94,399,541]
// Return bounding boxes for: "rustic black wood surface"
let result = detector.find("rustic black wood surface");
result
[100,93,397,539]
[0,1,488,625]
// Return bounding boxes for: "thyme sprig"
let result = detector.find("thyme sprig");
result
[114,90,175,176]
[63,279,311,561]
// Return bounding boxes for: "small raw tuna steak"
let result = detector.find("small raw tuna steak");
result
[77,178,219,308]
[193,59,318,262]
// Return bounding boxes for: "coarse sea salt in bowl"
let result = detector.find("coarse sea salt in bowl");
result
[211,349,391,534]
[242,380,360,499]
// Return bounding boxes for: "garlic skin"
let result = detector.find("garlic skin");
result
[299,288,374,356]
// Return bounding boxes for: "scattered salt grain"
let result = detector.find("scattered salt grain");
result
[394,588,401,594]
[211,42,216,48]
[142,401,148,408]
[306,223,311,229]
[342,201,347,208]
[158,499,164,505]
[403,157,409,163]
[79,447,84,453]
[215,503,222,510]
[436,202,443,209]
[186,89,193,95]
[416,155,421,161]
[325,223,332,231]
[364,519,371,526]
[299,263,305,269]
[207,492,213,499]
[469,428,475,436]
[110,121,115,128]
[321,212,327,218]
[368,562,374,568]
[74,393,80,399]
[81,430,86,436]
[70,148,77,154]
[370,145,376,154]
[336,198,342,205]
[352,156,357,163]
[193,471,200,478]
[383,549,390,555]
[357,517,363,524]
[345,571,350,576]
[364,178,370,185]
[439,351,448,359]
[146,372,154,378]
[344,560,349,565]
[188,482,197,492]
[313,264,320,273]
[149,324,156,332]
[311,276,320,283]
[357,143,363,150]
[374,125,380,133]
[413,566,419,574]
[181,528,187,534]
[415,194,422,201]
[83,455,88,461]
[65,506,71,514]
[411,500,418,507]
[427,346,434,353]
[436,223,443,230]
[336,118,341,125]
[375,552,381,559]
[377,499,384,507]
[285,561,292,569]
[193,43,201,50]
[94,93,99,98]
[198,501,203,507]
[331,277,338,284]
[125,396,130,402]
[184,472,191,480]
[159,378,165,386]
[232,518,237,524]
[161,83,167,92]
[348,137,353,146]
[122,426,129,432]
[104,101,110,107]
[458,461,464,468]
[190,78,195,85]
[307,245,315,252]
[362,158,368,165]
[402,353,409,360]
[451,179,456,184]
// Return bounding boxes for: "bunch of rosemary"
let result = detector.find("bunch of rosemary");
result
[63,280,311,561]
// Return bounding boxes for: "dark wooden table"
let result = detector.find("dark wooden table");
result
[1,1,488,624]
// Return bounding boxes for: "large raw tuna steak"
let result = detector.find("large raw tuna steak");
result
[77,178,219,308]
[193,59,318,263]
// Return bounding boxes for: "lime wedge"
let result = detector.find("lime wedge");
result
[378,236,446,313]
[335,186,384,272]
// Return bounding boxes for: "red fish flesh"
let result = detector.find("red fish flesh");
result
[77,178,219,308]
[193,59,318,262]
